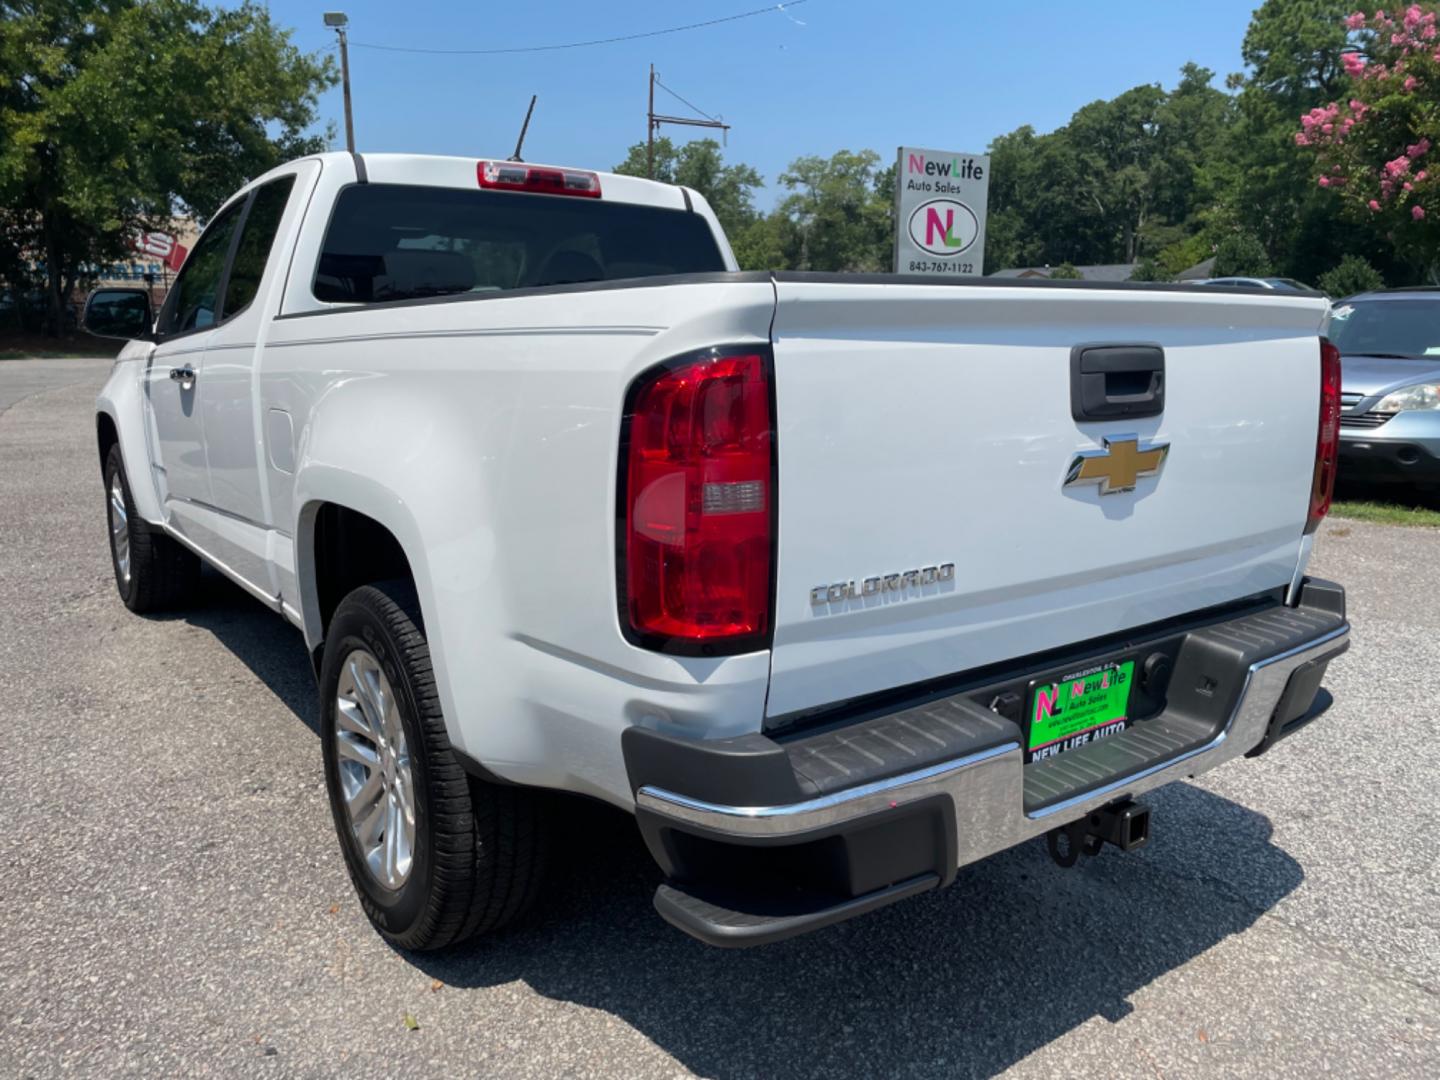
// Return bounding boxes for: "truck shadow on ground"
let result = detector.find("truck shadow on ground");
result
[183,571,1305,1080]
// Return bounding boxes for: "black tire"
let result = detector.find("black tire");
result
[319,580,549,950]
[103,443,200,612]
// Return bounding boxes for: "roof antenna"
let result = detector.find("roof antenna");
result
[508,95,537,162]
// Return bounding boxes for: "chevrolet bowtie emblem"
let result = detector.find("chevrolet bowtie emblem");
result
[1064,435,1170,495]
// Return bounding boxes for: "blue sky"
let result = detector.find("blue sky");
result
[269,0,1265,206]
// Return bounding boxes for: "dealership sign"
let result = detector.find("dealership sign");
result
[130,231,189,272]
[893,146,990,277]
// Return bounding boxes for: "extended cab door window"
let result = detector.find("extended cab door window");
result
[221,176,296,318]
[157,199,245,337]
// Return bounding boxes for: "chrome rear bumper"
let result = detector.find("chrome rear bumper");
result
[636,622,1348,867]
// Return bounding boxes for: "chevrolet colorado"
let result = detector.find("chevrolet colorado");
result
[87,152,1350,949]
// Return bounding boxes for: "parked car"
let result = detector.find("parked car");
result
[85,152,1350,950]
[1190,276,1313,291]
[1325,287,1440,489]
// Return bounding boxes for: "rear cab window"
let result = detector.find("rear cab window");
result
[312,183,726,305]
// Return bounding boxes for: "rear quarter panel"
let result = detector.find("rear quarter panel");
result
[266,278,777,806]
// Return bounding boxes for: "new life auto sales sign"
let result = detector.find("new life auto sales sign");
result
[893,146,990,276]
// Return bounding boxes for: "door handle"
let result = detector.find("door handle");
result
[169,364,196,384]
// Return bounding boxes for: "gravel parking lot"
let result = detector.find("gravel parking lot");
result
[1,358,1436,1079]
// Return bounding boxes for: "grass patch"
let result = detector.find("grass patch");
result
[1330,500,1440,528]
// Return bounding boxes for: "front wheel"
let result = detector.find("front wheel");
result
[319,580,550,950]
[103,443,199,612]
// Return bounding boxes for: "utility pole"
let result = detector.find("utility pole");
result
[325,12,355,153]
[647,65,730,180]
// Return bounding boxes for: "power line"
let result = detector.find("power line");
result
[347,1,810,56]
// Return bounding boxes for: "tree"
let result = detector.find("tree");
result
[1220,0,1383,280]
[984,67,1230,271]
[1129,257,1176,282]
[769,149,892,272]
[1213,232,1276,275]
[1317,253,1386,294]
[613,137,764,241]
[1295,5,1440,278]
[0,0,336,334]
[728,214,797,272]
[1049,262,1083,279]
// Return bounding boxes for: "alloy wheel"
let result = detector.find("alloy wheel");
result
[108,473,130,584]
[334,649,416,890]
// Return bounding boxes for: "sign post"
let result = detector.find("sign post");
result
[893,146,990,277]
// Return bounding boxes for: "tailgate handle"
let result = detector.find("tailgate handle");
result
[1070,344,1164,422]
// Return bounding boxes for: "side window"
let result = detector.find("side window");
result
[222,176,296,317]
[159,199,244,336]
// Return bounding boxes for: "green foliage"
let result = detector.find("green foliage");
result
[1048,262,1083,280]
[1129,258,1176,282]
[616,142,892,271]
[729,214,797,272]
[770,150,892,272]
[613,137,763,241]
[1317,254,1385,296]
[1219,0,1400,280]
[0,0,336,333]
[1213,233,1275,276]
[1156,234,1214,276]
[980,2,1423,284]
[1294,5,1440,280]
[985,64,1231,271]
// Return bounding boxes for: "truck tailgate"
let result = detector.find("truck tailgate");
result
[765,277,1329,721]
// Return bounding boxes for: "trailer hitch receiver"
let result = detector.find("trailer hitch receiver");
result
[1046,800,1151,868]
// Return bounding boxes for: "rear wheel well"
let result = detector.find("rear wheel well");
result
[97,413,119,475]
[312,504,416,641]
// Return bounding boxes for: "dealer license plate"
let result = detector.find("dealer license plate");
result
[1026,660,1135,763]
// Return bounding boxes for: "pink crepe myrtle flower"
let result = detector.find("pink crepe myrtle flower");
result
[1405,5,1423,28]
[1418,171,1429,182]
[1319,175,1331,187]
[1346,11,1367,29]
[1413,205,1427,220]
[1387,156,1413,178]
[1407,138,1431,159]
[1405,75,1419,91]
[1342,51,1368,76]
[1370,199,1382,211]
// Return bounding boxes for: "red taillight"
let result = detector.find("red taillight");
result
[621,350,774,652]
[477,160,601,198]
[1306,338,1342,535]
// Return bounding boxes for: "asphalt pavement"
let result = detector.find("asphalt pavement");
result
[1,357,1436,1079]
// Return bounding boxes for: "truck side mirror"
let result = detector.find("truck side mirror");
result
[83,287,154,342]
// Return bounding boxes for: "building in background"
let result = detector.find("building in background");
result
[91,218,199,306]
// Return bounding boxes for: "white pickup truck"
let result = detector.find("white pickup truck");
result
[88,152,1350,949]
